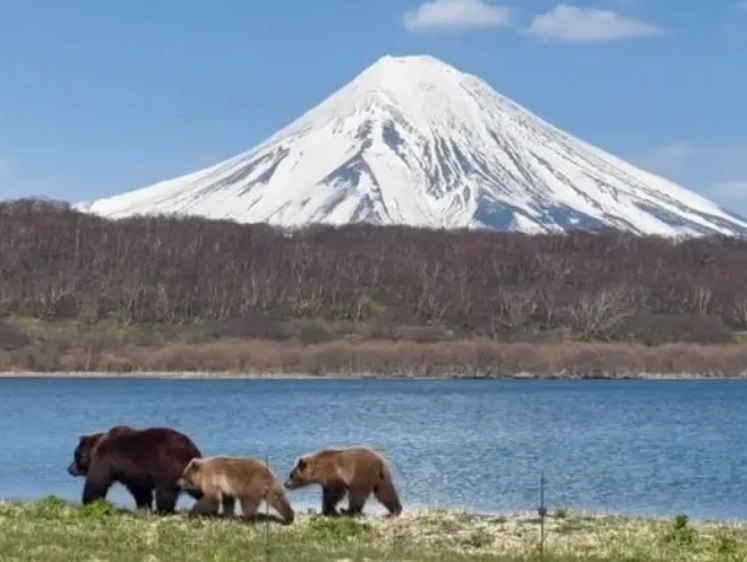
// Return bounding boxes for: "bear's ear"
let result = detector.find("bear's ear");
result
[297,458,307,470]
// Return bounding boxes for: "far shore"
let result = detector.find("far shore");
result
[1,369,746,380]
[4,319,747,379]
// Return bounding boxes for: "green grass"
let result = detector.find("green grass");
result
[1,498,747,561]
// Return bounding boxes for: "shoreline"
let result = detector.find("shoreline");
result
[5,497,743,526]
[3,498,747,561]
[4,496,747,526]
[5,325,747,379]
[5,495,747,527]
[2,369,747,380]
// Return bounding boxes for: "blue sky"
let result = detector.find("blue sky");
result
[1,0,746,215]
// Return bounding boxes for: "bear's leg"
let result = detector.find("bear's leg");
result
[154,485,179,515]
[189,495,221,518]
[239,496,262,522]
[373,478,403,517]
[221,495,236,517]
[321,484,346,517]
[82,469,113,505]
[342,485,372,517]
[125,484,153,511]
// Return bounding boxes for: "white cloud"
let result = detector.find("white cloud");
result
[638,142,747,212]
[0,156,12,177]
[526,4,665,43]
[653,142,694,161]
[711,181,747,201]
[720,2,747,39]
[645,142,747,176]
[403,0,512,32]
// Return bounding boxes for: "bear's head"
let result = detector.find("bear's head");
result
[284,456,313,490]
[67,425,137,477]
[67,432,105,477]
[177,458,203,491]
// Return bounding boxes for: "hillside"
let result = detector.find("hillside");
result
[3,198,747,375]
[3,198,747,339]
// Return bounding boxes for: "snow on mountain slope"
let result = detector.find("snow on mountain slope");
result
[77,54,747,237]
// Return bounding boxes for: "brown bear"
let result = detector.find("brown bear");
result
[67,425,204,514]
[177,456,295,525]
[67,425,135,478]
[284,446,402,517]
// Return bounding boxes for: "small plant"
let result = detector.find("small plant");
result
[79,499,119,519]
[664,513,697,545]
[25,495,73,519]
[717,532,738,554]
[465,527,493,548]
[302,516,373,542]
[553,507,569,519]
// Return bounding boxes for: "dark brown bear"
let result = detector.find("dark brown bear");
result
[284,446,402,517]
[67,425,204,514]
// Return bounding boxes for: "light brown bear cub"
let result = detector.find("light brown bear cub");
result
[177,456,294,525]
[284,446,402,517]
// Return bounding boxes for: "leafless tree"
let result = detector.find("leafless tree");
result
[1,197,747,344]
[569,284,636,341]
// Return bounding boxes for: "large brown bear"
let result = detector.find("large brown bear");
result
[284,446,402,517]
[178,456,295,525]
[67,424,204,514]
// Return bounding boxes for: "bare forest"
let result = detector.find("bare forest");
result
[1,197,747,375]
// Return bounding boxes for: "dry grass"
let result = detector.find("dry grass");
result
[2,336,747,377]
[2,317,747,377]
[1,498,746,561]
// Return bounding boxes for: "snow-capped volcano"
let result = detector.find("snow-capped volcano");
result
[77,54,747,237]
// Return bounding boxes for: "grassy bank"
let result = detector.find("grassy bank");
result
[2,317,747,378]
[1,498,745,561]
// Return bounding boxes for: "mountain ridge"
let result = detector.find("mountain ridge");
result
[77,54,747,237]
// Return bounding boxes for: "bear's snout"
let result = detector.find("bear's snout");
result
[67,461,83,477]
[283,478,296,490]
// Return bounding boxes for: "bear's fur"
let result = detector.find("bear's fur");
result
[178,456,295,525]
[67,425,204,514]
[284,446,402,517]
[67,424,138,469]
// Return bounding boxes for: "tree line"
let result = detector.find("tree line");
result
[2,197,747,344]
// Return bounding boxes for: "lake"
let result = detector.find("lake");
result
[0,377,745,520]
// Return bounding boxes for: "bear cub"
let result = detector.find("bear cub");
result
[284,446,402,517]
[178,456,295,525]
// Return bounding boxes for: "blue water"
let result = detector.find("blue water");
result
[0,378,745,520]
